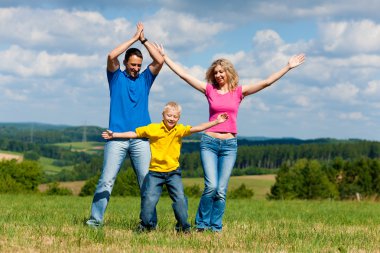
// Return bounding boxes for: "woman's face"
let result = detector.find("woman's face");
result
[214,65,227,87]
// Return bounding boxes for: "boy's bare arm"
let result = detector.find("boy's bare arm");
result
[190,113,229,133]
[101,130,138,140]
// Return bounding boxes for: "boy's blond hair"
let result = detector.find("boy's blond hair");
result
[163,101,182,114]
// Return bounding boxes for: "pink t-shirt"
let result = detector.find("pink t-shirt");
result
[205,83,243,134]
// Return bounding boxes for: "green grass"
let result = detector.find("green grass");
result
[38,156,73,174]
[183,175,275,200]
[53,141,104,153]
[1,194,380,252]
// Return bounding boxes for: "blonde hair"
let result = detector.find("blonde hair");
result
[163,101,182,114]
[205,58,239,91]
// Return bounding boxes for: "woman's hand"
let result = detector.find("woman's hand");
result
[288,54,306,69]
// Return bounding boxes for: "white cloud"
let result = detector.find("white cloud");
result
[363,80,380,96]
[0,45,100,77]
[324,82,359,102]
[0,7,131,53]
[293,95,310,107]
[145,9,228,51]
[339,112,367,120]
[320,20,380,54]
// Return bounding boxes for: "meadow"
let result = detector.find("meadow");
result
[1,194,380,252]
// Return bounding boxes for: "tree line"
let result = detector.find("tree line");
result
[269,157,380,200]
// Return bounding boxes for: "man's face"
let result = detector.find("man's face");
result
[124,55,142,78]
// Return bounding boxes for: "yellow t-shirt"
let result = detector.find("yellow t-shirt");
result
[135,122,192,172]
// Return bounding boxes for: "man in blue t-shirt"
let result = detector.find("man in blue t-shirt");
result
[86,22,164,227]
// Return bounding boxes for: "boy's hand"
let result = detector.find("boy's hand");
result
[102,130,113,140]
[216,113,228,123]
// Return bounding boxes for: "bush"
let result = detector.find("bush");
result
[0,160,42,193]
[229,184,254,199]
[45,182,73,196]
[23,151,40,161]
[184,184,202,197]
[79,168,140,197]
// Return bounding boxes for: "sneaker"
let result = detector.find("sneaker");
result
[137,223,156,233]
[85,219,102,228]
[195,228,205,232]
[176,226,191,234]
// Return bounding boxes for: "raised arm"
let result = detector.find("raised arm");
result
[190,113,229,133]
[242,54,305,96]
[139,26,164,75]
[107,23,143,72]
[153,43,206,93]
[102,130,138,140]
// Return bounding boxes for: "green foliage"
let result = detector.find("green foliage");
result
[184,184,202,197]
[229,183,254,199]
[79,168,140,197]
[79,173,100,196]
[0,160,43,193]
[23,151,40,161]
[269,158,380,200]
[269,159,339,200]
[45,182,73,196]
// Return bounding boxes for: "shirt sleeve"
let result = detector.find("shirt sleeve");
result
[141,67,156,90]
[135,125,150,138]
[107,68,120,89]
[177,124,192,137]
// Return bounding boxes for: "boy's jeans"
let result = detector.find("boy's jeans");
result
[87,138,156,224]
[195,134,237,232]
[140,169,190,231]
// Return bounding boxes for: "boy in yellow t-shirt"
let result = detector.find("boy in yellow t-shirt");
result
[102,101,228,233]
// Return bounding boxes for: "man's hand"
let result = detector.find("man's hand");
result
[133,22,144,41]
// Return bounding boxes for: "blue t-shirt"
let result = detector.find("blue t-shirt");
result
[107,67,156,132]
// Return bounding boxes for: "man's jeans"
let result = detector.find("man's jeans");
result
[87,138,154,224]
[140,169,190,231]
[195,134,237,232]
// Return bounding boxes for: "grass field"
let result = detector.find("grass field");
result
[1,194,380,252]
[54,141,104,154]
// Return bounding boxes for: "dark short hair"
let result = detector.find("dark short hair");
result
[124,48,143,61]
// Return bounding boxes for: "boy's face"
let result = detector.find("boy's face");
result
[162,108,180,130]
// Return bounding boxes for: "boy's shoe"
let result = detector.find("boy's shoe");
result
[137,223,156,233]
[85,219,102,228]
[195,228,206,232]
[176,226,191,234]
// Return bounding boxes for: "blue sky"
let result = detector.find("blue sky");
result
[1,0,380,140]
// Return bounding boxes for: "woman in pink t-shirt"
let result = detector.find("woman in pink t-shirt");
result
[155,44,305,232]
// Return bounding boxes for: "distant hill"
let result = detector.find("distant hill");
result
[0,122,70,130]
[0,122,375,146]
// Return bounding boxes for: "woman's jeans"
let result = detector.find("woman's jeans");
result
[88,138,154,224]
[140,169,190,231]
[195,134,237,232]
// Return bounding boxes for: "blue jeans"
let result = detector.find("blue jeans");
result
[140,169,190,231]
[88,138,155,224]
[195,134,237,232]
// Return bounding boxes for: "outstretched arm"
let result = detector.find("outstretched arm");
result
[242,54,306,96]
[190,113,229,133]
[140,26,164,75]
[107,22,143,72]
[102,130,138,140]
[153,43,207,93]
